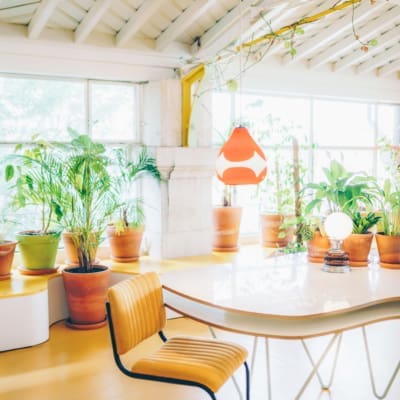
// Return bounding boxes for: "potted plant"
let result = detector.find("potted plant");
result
[257,131,301,248]
[106,146,161,262]
[212,184,242,252]
[59,131,118,329]
[304,160,380,265]
[0,203,17,280]
[374,179,400,269]
[3,136,63,274]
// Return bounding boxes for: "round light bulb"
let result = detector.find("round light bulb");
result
[324,212,353,240]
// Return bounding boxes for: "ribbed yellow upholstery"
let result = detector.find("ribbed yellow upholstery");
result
[132,336,248,392]
[107,272,166,354]
[107,272,249,398]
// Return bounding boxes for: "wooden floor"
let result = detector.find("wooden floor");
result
[1,316,400,400]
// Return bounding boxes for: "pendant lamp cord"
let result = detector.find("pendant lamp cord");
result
[239,0,244,127]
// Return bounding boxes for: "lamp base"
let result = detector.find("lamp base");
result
[323,249,350,273]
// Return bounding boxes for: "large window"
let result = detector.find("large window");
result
[212,91,400,236]
[0,73,139,239]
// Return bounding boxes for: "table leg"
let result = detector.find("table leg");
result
[301,333,342,390]
[295,333,340,400]
[362,326,400,399]
[250,337,272,400]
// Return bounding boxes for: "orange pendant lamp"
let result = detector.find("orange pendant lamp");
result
[216,126,267,185]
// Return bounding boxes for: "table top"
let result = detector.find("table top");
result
[162,253,400,320]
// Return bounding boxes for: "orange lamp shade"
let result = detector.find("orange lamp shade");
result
[216,126,267,185]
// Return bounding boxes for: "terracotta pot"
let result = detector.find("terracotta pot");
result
[375,233,400,269]
[16,230,61,274]
[0,241,17,280]
[260,214,294,248]
[62,232,98,265]
[213,206,242,252]
[107,224,144,262]
[62,265,111,329]
[307,231,331,263]
[342,232,373,267]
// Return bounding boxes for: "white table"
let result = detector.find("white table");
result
[161,254,400,399]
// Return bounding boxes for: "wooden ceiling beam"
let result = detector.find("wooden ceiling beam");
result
[116,0,164,47]
[156,0,217,51]
[335,24,400,72]
[28,0,61,39]
[308,5,399,69]
[357,43,400,74]
[75,0,114,43]
[282,0,385,65]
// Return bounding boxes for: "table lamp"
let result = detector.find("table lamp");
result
[323,211,353,273]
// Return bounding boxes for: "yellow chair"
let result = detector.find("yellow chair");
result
[106,272,250,400]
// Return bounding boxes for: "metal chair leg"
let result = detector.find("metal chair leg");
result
[301,333,342,390]
[208,326,244,400]
[362,326,400,399]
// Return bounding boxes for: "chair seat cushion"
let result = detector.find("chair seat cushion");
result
[131,336,248,392]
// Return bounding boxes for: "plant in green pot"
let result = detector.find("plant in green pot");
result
[3,137,64,275]
[304,160,380,266]
[59,131,119,329]
[106,146,161,262]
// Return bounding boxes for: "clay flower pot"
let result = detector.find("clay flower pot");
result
[213,206,242,252]
[62,232,98,265]
[107,224,144,262]
[307,230,331,263]
[260,214,294,248]
[0,241,17,280]
[62,265,111,329]
[342,232,373,267]
[375,233,400,269]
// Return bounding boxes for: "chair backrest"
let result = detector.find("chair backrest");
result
[107,272,166,355]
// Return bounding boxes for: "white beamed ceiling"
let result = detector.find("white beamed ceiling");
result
[0,0,399,80]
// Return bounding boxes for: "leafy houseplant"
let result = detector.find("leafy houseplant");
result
[106,147,162,262]
[374,178,400,268]
[304,160,380,265]
[60,131,118,329]
[3,137,63,273]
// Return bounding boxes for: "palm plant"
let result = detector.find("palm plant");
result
[60,131,118,272]
[111,146,161,232]
[4,136,64,234]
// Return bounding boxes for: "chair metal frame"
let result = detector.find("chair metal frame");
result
[106,301,250,400]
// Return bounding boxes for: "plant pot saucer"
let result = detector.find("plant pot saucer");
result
[65,317,107,330]
[18,266,59,275]
[212,246,240,253]
[348,260,369,267]
[111,256,139,263]
[0,273,12,280]
[379,262,400,269]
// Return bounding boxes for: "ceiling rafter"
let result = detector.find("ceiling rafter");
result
[308,5,399,69]
[282,0,385,65]
[75,0,113,43]
[190,0,255,58]
[116,0,164,47]
[334,24,400,72]
[156,0,217,51]
[378,55,400,77]
[357,42,400,74]
[28,0,61,39]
